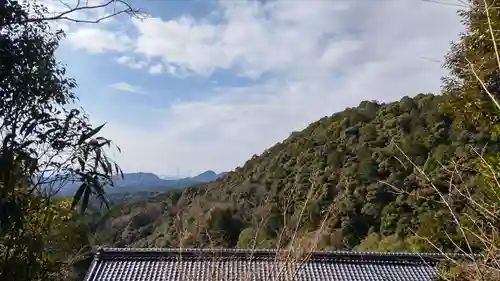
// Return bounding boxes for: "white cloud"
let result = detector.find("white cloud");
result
[108,82,145,94]
[84,0,463,174]
[66,28,132,53]
[132,16,223,76]
[116,56,148,69]
[148,64,163,75]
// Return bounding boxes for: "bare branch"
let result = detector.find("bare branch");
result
[1,0,144,27]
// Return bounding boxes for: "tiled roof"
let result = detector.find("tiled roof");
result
[84,248,464,281]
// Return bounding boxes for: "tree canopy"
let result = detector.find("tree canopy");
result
[0,1,124,280]
[94,93,495,253]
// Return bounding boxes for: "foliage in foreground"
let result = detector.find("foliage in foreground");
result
[0,1,122,280]
[434,0,500,279]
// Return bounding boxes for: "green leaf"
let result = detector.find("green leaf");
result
[80,184,91,214]
[106,159,112,176]
[78,123,106,145]
[95,148,101,170]
[114,163,124,179]
[97,193,110,209]
[99,139,111,147]
[92,177,105,196]
[100,159,109,175]
[91,177,110,209]
[72,183,87,209]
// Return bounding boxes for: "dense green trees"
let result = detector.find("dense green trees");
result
[442,0,500,131]
[94,93,494,254]
[0,1,126,280]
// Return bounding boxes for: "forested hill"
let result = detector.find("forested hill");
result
[96,93,498,252]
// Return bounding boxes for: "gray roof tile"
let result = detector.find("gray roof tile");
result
[84,248,463,281]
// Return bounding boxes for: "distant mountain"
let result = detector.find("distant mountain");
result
[216,172,228,179]
[158,174,181,180]
[47,170,225,197]
[111,172,162,189]
[192,170,218,182]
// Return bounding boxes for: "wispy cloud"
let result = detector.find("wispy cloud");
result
[66,27,132,53]
[108,82,146,94]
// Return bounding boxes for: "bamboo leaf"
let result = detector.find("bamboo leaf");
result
[72,183,87,209]
[80,184,91,214]
[78,123,106,145]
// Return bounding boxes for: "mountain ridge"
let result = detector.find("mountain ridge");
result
[95,93,499,253]
[46,170,228,196]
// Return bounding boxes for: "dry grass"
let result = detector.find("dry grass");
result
[389,139,500,280]
[157,174,338,281]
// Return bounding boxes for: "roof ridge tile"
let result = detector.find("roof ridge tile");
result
[96,247,469,262]
[85,248,468,281]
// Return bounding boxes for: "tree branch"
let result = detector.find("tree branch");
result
[0,0,144,27]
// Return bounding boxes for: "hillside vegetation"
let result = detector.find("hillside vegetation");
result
[95,93,498,253]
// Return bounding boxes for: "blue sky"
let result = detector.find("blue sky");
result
[42,0,464,176]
